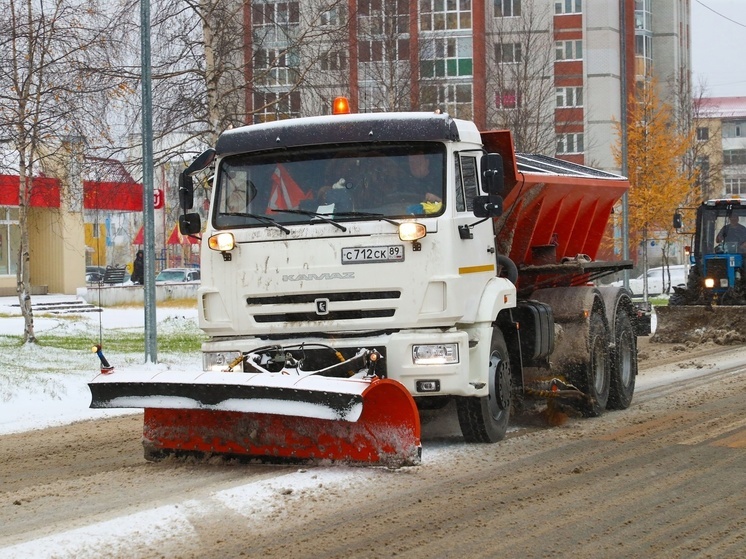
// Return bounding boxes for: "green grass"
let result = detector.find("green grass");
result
[0,330,205,353]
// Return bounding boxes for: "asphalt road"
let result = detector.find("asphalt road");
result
[2,345,745,558]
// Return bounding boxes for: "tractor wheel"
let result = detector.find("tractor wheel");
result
[578,311,610,417]
[457,328,511,443]
[607,311,636,410]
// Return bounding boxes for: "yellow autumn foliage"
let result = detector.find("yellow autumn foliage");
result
[613,79,695,248]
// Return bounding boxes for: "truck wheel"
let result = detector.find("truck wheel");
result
[578,311,610,417]
[457,328,511,443]
[607,311,636,410]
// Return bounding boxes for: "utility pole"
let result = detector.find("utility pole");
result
[141,0,157,363]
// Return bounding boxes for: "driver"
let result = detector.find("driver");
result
[398,152,442,215]
[716,214,746,251]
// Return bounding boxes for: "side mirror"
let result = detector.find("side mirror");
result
[473,195,503,218]
[179,213,201,235]
[185,148,216,176]
[179,171,194,210]
[480,153,504,195]
[673,212,683,230]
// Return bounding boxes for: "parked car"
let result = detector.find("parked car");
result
[86,266,106,283]
[611,265,688,296]
[155,268,200,283]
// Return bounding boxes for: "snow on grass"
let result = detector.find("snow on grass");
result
[0,295,202,435]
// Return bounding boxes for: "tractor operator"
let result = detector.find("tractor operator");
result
[716,213,746,251]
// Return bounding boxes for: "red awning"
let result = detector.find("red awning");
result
[84,180,143,211]
[0,174,61,207]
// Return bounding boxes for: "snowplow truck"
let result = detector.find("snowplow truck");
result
[89,108,640,467]
[655,199,746,343]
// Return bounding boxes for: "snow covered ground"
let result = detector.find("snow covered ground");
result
[0,295,392,558]
[0,296,713,559]
[0,295,201,436]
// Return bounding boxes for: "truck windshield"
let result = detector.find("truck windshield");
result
[213,143,446,228]
[700,208,746,254]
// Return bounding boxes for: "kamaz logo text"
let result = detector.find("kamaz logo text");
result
[282,272,355,281]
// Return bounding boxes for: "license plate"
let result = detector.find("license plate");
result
[341,245,405,264]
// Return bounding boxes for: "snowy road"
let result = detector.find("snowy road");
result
[2,343,746,558]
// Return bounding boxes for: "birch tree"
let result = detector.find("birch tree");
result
[486,0,555,154]
[0,0,126,343]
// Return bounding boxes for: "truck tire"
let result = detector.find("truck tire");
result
[457,328,511,443]
[607,311,636,410]
[578,311,610,417]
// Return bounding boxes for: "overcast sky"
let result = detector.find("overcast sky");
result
[691,0,746,97]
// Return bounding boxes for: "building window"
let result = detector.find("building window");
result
[557,133,584,154]
[635,33,652,77]
[696,156,710,189]
[254,48,300,86]
[555,40,582,61]
[555,0,581,14]
[496,88,520,109]
[724,150,746,165]
[696,127,709,141]
[320,49,348,71]
[0,208,19,276]
[495,42,522,64]
[252,1,300,26]
[556,86,583,107]
[634,0,652,32]
[320,8,339,26]
[253,90,301,123]
[420,0,472,31]
[421,37,473,78]
[725,177,746,196]
[495,0,520,17]
[421,83,473,120]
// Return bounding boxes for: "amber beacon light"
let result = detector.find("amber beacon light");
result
[332,96,351,115]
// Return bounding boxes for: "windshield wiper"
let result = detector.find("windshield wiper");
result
[332,211,401,227]
[269,209,347,232]
[222,212,290,234]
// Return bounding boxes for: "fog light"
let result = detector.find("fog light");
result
[704,277,715,289]
[204,351,242,371]
[720,279,729,288]
[416,380,441,393]
[412,344,459,365]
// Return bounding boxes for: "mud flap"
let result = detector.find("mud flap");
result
[90,372,421,467]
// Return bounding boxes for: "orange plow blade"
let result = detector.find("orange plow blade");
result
[142,378,421,467]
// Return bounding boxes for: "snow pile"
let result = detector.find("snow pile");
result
[0,295,201,435]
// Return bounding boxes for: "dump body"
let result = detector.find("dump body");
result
[482,131,631,296]
[90,111,639,464]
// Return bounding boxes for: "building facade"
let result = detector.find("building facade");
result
[697,97,746,201]
[241,0,691,173]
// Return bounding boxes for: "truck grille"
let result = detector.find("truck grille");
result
[247,290,400,305]
[248,290,401,324]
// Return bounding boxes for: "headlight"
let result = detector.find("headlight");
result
[412,344,459,365]
[704,277,715,289]
[203,351,243,371]
[399,222,426,241]
[209,232,235,251]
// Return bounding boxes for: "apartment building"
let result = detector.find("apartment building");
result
[242,0,691,172]
[697,97,746,200]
